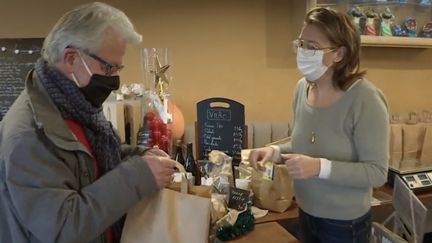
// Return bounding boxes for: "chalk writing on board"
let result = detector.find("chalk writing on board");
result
[204,136,221,146]
[232,125,243,156]
[197,98,245,163]
[207,108,231,121]
[0,62,36,119]
[0,38,43,121]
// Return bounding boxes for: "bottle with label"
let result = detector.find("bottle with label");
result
[173,140,185,167]
[184,142,201,185]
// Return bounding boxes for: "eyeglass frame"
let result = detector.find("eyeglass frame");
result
[66,45,124,76]
[292,39,338,57]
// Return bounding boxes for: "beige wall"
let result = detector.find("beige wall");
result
[1,0,431,126]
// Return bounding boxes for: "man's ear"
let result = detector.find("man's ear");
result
[334,46,346,63]
[62,47,77,73]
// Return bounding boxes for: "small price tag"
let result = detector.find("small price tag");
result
[262,161,274,181]
[227,187,250,211]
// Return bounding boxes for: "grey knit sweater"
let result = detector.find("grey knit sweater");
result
[276,78,389,220]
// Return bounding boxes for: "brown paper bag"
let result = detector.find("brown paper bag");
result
[121,163,212,243]
[389,124,403,168]
[167,180,212,198]
[251,164,293,213]
[420,124,432,167]
[402,123,426,168]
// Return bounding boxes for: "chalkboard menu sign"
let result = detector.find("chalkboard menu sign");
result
[0,38,44,121]
[196,98,245,164]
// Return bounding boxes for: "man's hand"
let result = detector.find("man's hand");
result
[143,155,176,188]
[281,154,320,179]
[248,147,274,171]
[144,148,170,157]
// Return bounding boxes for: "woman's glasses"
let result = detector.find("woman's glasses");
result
[292,39,337,57]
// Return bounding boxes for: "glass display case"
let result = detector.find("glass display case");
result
[307,0,432,48]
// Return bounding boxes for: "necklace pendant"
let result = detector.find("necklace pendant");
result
[310,132,315,144]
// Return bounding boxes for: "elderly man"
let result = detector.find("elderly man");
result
[0,2,176,243]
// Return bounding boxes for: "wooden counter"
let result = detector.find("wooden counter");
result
[255,202,299,224]
[228,222,299,243]
[379,183,432,204]
[226,183,432,243]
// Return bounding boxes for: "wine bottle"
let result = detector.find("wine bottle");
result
[184,142,201,185]
[173,140,185,167]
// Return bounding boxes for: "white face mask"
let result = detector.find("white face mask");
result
[296,47,329,82]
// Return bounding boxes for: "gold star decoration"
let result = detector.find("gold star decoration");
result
[150,54,170,101]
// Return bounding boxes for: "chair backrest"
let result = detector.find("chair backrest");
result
[246,121,291,148]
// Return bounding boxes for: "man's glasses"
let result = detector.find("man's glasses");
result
[68,45,124,76]
[292,39,337,57]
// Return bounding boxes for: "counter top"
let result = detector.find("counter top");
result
[225,183,432,242]
[228,221,299,243]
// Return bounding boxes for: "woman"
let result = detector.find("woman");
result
[249,7,389,243]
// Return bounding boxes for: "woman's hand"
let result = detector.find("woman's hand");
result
[248,147,274,171]
[281,154,320,179]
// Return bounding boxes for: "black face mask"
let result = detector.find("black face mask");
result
[80,74,120,107]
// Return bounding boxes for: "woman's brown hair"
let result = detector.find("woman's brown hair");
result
[304,7,366,90]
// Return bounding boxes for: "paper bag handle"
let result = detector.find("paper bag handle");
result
[172,160,188,194]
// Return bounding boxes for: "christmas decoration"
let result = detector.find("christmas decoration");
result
[150,54,171,102]
[216,201,255,241]
[137,48,174,153]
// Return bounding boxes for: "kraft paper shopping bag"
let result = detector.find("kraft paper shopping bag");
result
[251,164,293,213]
[121,163,212,243]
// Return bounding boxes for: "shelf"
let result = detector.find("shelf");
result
[361,35,432,48]
[307,0,432,48]
[317,1,432,7]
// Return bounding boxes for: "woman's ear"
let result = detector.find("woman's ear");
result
[334,46,346,63]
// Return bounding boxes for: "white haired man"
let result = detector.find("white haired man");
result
[0,2,176,243]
